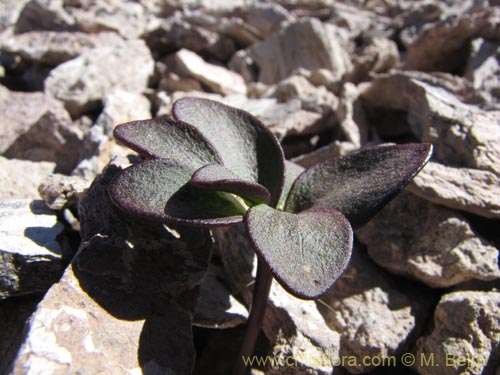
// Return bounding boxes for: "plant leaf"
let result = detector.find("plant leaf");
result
[172,98,285,207]
[277,160,305,210]
[114,117,221,168]
[191,163,270,204]
[246,204,353,299]
[285,143,433,228]
[109,159,243,227]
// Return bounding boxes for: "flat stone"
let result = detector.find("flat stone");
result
[248,18,352,85]
[415,291,500,375]
[408,80,500,175]
[1,31,124,65]
[408,161,500,219]
[357,192,500,288]
[174,49,247,96]
[10,161,212,374]
[0,85,84,173]
[0,157,56,200]
[45,39,154,116]
[0,200,64,299]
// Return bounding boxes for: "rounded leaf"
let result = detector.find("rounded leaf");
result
[191,163,270,204]
[109,159,243,227]
[173,98,285,207]
[246,204,353,299]
[285,143,433,228]
[114,117,221,168]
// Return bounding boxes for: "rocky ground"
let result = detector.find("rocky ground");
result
[1,0,500,374]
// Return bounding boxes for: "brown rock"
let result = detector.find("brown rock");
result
[14,0,76,33]
[357,192,500,288]
[0,157,55,200]
[248,18,352,85]
[38,173,89,210]
[408,161,500,219]
[1,31,124,65]
[44,40,154,116]
[0,85,84,173]
[415,291,500,375]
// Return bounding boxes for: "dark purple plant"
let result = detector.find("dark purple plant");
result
[108,97,433,374]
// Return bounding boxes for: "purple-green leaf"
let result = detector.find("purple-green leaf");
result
[109,159,243,227]
[173,98,285,207]
[113,117,221,168]
[285,143,433,228]
[246,204,353,299]
[191,163,271,204]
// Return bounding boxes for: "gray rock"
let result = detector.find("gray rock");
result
[66,0,148,39]
[271,74,339,114]
[14,0,76,33]
[408,161,500,219]
[248,18,352,85]
[1,31,124,65]
[336,82,368,148]
[356,192,500,288]
[350,37,399,83]
[0,0,30,31]
[319,250,427,374]
[404,6,500,72]
[73,89,150,179]
[409,80,500,175]
[415,291,500,375]
[45,39,154,116]
[193,262,248,329]
[0,85,84,173]
[10,160,212,374]
[0,200,65,299]
[174,49,247,96]
[0,157,55,200]
[38,174,89,210]
[242,2,294,38]
[465,38,500,108]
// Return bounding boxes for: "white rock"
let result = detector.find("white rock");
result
[174,49,247,96]
[0,200,64,299]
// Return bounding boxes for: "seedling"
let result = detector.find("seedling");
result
[108,97,433,374]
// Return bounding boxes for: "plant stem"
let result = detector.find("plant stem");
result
[232,258,273,375]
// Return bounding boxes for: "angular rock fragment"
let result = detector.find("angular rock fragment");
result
[0,200,65,299]
[408,161,500,219]
[10,161,212,374]
[350,37,399,82]
[415,291,500,375]
[242,2,294,38]
[193,262,248,329]
[45,40,154,116]
[319,250,428,374]
[38,174,89,210]
[0,85,83,173]
[0,157,55,199]
[356,192,500,288]
[404,7,500,73]
[465,38,500,108]
[1,31,124,65]
[15,0,76,33]
[409,80,500,175]
[248,18,352,85]
[174,49,247,96]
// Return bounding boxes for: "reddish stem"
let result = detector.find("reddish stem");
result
[232,258,273,375]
